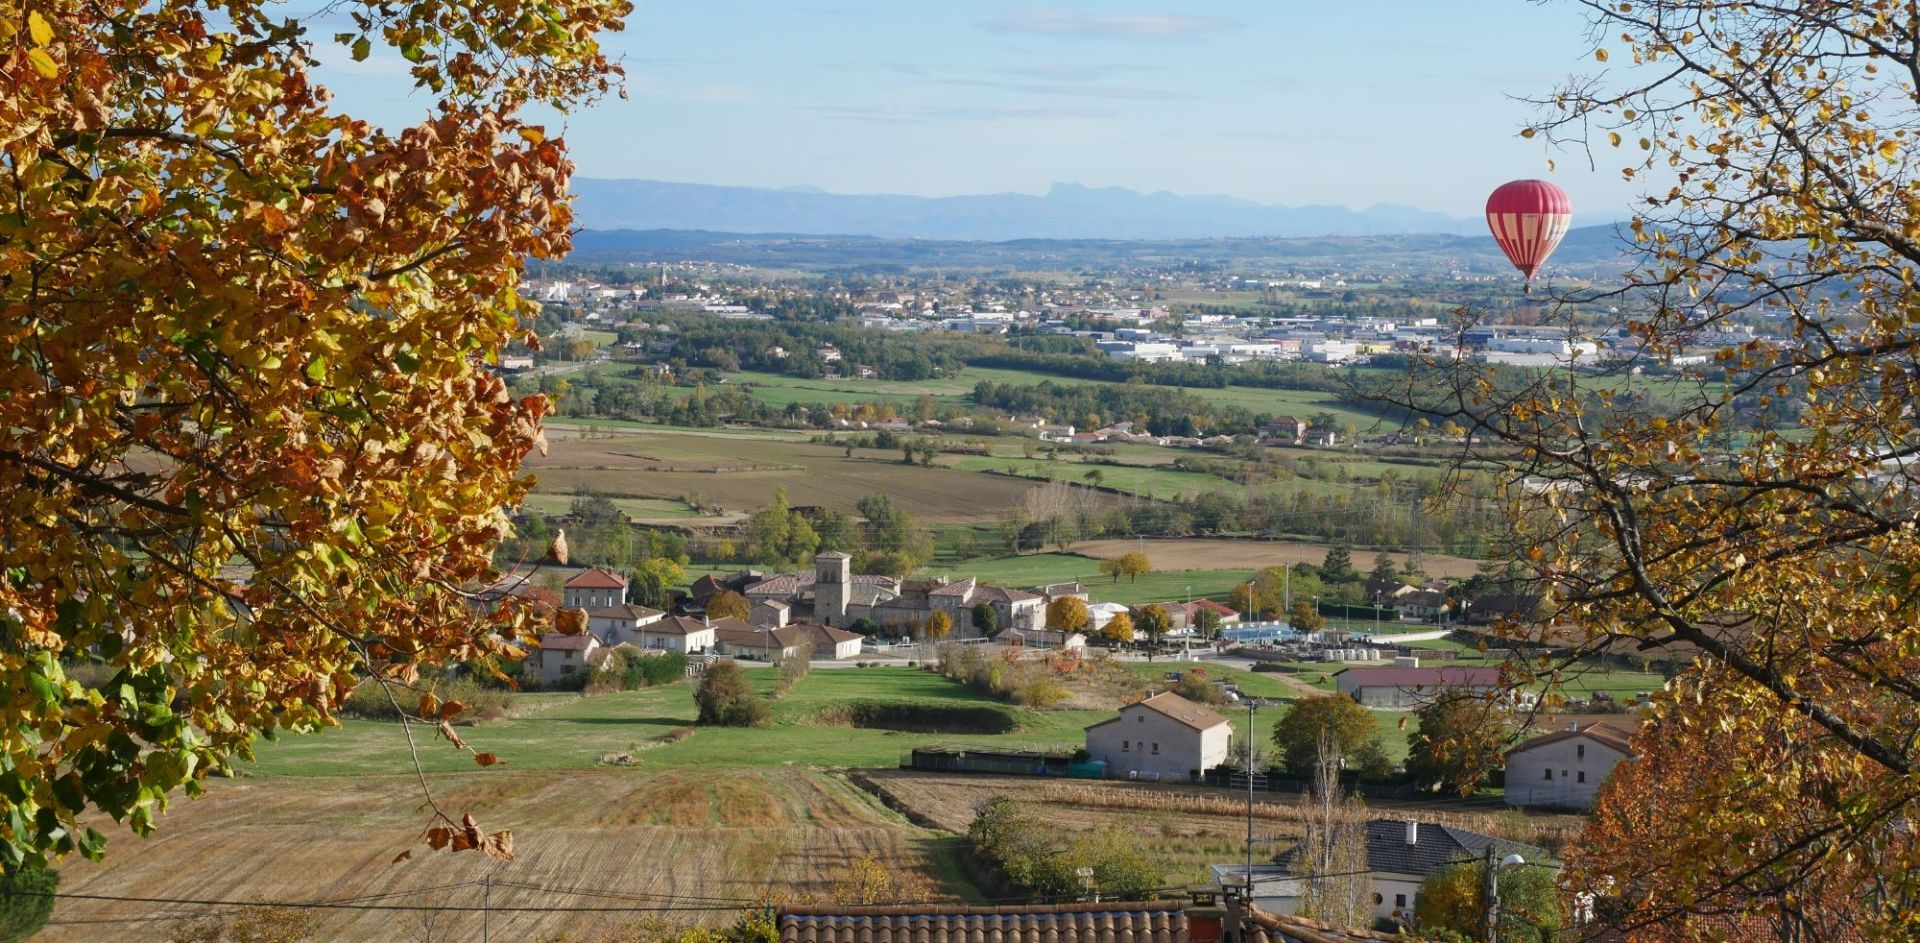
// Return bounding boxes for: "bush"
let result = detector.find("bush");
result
[694,661,770,727]
[1250,662,1286,673]
[0,866,56,943]
[967,797,1163,901]
[1171,671,1227,705]
[589,647,689,693]
[1013,678,1071,708]
[341,676,512,724]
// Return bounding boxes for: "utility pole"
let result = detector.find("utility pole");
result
[1481,844,1498,943]
[1243,699,1257,897]
[1282,562,1292,616]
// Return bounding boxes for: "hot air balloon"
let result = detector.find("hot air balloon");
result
[1485,179,1572,292]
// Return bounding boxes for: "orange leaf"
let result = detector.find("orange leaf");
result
[436,721,467,750]
[438,700,464,721]
[392,850,413,864]
[417,692,440,718]
[474,752,504,767]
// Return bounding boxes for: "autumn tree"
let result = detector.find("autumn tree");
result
[925,610,953,641]
[1291,733,1371,928]
[1117,551,1153,583]
[1415,859,1562,943]
[1102,611,1134,645]
[1289,600,1326,634]
[1402,692,1508,796]
[1568,666,1884,941]
[1375,1,1920,933]
[1046,596,1089,632]
[0,0,627,866]
[1193,606,1222,639]
[1099,557,1125,583]
[1135,604,1171,654]
[1270,694,1388,778]
[628,558,686,610]
[705,591,750,621]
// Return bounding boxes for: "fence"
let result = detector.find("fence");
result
[902,746,1092,778]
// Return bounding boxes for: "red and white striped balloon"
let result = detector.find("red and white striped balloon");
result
[1485,179,1573,290]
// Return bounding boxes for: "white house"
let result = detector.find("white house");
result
[531,632,605,686]
[1504,722,1636,809]
[587,603,664,647]
[639,614,718,654]
[563,567,628,611]
[1084,692,1231,782]
[787,622,866,660]
[1262,820,1552,927]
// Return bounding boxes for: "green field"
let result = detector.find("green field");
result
[519,492,704,520]
[249,668,1113,778]
[711,364,1390,430]
[953,455,1241,502]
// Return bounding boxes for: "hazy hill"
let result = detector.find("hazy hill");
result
[569,178,1494,240]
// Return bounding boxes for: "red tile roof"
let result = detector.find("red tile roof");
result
[1336,666,1502,688]
[1086,691,1229,733]
[564,566,627,589]
[537,632,600,651]
[1507,721,1636,757]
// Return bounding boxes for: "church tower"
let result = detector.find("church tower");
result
[814,551,851,626]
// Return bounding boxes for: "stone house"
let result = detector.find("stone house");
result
[1504,722,1636,809]
[1084,692,1232,782]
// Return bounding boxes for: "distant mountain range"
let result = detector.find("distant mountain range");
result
[571,178,1539,241]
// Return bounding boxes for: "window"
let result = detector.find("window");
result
[1372,893,1383,906]
[1543,769,1553,781]
[1561,769,1569,778]
[1578,771,1587,783]
[1122,740,1130,752]
[1395,894,1406,908]
[561,665,576,675]
[1577,744,1586,760]
[1152,743,1159,755]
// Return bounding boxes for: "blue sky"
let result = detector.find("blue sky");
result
[313,2,1645,218]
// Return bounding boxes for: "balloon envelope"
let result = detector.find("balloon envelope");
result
[1485,179,1573,283]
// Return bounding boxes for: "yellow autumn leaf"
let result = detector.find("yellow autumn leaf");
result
[1608,131,1622,146]
[26,47,56,78]
[28,10,53,45]
[1878,139,1899,160]
[1595,47,1610,62]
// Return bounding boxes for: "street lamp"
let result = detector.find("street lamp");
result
[1484,851,1529,943]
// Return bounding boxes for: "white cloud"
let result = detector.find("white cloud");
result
[980,7,1240,41]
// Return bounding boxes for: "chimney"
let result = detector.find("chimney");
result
[1405,821,1419,846]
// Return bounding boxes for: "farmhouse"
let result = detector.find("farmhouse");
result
[1504,722,1636,809]
[586,602,664,647]
[1392,591,1450,623]
[710,621,808,661]
[1266,820,1552,926]
[751,598,792,627]
[1334,665,1503,708]
[563,567,627,611]
[638,614,718,653]
[786,621,866,660]
[531,632,606,685]
[1084,692,1232,782]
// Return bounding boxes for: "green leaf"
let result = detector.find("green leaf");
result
[401,42,425,63]
[351,36,371,61]
[305,356,327,382]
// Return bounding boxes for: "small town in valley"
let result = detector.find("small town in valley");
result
[7,1,1911,942]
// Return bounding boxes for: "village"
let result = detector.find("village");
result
[435,546,1655,939]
